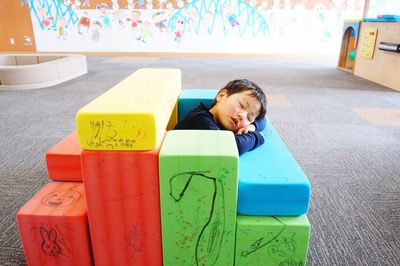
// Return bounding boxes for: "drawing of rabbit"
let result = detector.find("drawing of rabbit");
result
[40,226,62,256]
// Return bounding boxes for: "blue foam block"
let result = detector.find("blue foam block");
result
[178,89,217,119]
[238,120,310,215]
[178,89,311,216]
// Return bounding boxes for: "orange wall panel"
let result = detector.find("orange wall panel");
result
[0,0,36,52]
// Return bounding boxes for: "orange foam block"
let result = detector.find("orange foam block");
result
[46,132,83,181]
[81,144,163,266]
[16,182,92,266]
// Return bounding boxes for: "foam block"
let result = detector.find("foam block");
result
[178,89,217,119]
[159,130,238,266]
[235,215,310,266]
[166,100,178,130]
[76,68,181,150]
[178,89,311,216]
[81,142,164,266]
[46,131,82,181]
[238,119,310,216]
[16,182,92,266]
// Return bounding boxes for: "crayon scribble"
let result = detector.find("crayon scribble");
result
[38,224,71,260]
[86,120,144,149]
[241,217,288,257]
[169,170,226,266]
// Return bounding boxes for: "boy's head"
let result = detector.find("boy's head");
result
[210,79,267,132]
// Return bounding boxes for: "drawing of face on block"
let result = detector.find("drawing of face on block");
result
[40,226,62,256]
[41,190,81,207]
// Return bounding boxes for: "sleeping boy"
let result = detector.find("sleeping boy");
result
[174,79,267,155]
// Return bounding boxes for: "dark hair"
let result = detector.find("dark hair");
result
[212,79,267,118]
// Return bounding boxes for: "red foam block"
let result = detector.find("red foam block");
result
[46,131,83,181]
[81,145,163,266]
[17,182,92,266]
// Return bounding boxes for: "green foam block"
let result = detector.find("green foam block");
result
[159,130,239,266]
[236,215,310,266]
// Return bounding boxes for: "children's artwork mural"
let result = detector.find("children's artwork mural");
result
[23,0,365,54]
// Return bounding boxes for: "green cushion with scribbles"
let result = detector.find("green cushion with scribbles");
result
[235,215,310,266]
[159,130,239,266]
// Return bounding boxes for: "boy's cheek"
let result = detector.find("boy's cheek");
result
[240,121,251,128]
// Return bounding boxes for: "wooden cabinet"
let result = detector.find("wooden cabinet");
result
[354,22,400,91]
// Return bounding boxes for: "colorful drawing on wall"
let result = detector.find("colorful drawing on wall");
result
[167,0,269,37]
[368,0,400,18]
[23,0,365,54]
[27,0,79,31]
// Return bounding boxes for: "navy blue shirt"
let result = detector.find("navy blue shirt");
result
[174,103,266,155]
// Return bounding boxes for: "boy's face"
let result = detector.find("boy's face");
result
[211,89,261,132]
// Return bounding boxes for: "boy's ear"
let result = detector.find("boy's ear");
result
[216,89,228,102]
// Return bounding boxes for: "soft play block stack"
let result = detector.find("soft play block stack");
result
[178,89,312,265]
[46,131,82,181]
[178,89,311,215]
[76,68,181,150]
[235,215,310,265]
[77,68,182,265]
[81,146,163,266]
[159,130,239,266]
[16,182,92,266]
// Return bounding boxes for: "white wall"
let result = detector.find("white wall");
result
[27,0,365,55]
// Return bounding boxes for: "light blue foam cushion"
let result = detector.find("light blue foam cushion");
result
[178,89,311,216]
[238,119,311,215]
[178,89,217,120]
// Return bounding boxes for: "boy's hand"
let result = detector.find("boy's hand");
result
[236,124,256,134]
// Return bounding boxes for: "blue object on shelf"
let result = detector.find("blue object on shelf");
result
[363,14,400,22]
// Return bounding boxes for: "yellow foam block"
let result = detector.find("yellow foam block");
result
[76,68,181,150]
[166,101,178,131]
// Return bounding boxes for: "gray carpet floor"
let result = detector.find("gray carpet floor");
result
[1,55,400,265]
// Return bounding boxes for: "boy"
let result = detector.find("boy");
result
[174,79,267,155]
